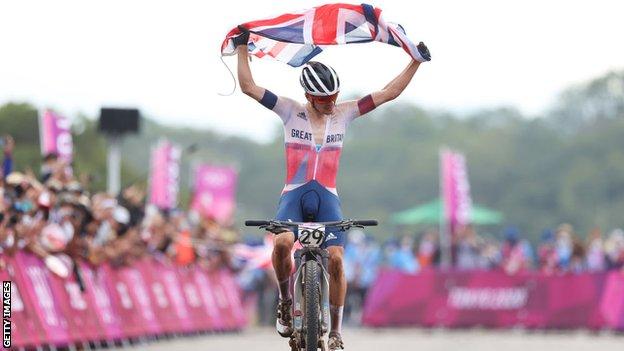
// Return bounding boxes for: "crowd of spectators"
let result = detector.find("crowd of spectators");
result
[0,135,238,283]
[343,224,624,278]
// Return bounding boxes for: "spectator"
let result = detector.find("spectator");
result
[2,135,14,179]
[386,235,419,273]
[456,225,482,270]
[586,227,606,271]
[604,229,624,270]
[501,226,533,274]
[479,237,502,270]
[40,153,60,183]
[538,229,558,274]
[555,223,574,270]
[417,229,438,268]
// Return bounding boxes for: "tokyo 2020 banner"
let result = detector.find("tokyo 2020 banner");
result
[363,269,624,330]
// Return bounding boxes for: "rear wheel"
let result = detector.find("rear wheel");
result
[304,260,320,351]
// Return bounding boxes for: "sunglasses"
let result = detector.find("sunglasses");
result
[310,94,338,104]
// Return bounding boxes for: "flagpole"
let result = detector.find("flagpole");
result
[107,135,121,196]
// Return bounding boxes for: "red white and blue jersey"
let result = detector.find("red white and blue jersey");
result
[260,91,367,195]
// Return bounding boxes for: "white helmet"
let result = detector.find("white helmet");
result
[299,61,340,96]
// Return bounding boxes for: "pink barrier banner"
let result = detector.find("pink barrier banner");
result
[149,139,181,210]
[101,263,151,338]
[117,265,163,335]
[46,265,104,342]
[600,272,624,328]
[39,109,73,162]
[5,253,246,348]
[153,261,195,332]
[10,252,73,346]
[136,259,190,334]
[363,269,624,330]
[192,268,225,329]
[207,270,240,329]
[78,262,125,340]
[216,269,247,326]
[191,165,238,224]
[1,258,46,348]
[176,266,213,331]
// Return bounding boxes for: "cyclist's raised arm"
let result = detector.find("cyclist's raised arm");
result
[237,45,298,121]
[233,30,297,122]
[355,59,421,116]
[355,42,430,117]
[237,44,266,101]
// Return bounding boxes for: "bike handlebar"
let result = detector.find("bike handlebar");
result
[351,219,378,226]
[245,219,378,228]
[244,220,271,226]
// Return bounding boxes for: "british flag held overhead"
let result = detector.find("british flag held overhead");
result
[221,3,429,67]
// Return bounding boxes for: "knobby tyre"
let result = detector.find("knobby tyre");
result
[304,259,320,351]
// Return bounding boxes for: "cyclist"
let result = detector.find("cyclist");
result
[233,29,430,350]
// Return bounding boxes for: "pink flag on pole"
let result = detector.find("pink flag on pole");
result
[191,165,237,224]
[441,149,473,234]
[148,139,181,210]
[39,109,73,162]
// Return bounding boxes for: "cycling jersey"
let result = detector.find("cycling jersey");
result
[260,90,361,195]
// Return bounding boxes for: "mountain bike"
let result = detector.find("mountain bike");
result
[245,219,377,351]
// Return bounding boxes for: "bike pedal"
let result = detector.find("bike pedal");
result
[289,335,300,351]
[318,339,327,351]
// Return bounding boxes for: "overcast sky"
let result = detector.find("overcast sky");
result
[1,0,623,142]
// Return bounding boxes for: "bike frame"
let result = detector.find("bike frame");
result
[244,219,377,351]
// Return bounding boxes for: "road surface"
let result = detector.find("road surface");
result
[125,327,623,351]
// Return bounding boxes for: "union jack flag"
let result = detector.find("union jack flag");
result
[221,3,428,67]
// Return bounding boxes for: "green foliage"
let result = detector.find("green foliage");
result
[2,70,623,242]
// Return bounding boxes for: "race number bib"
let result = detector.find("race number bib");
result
[298,223,325,247]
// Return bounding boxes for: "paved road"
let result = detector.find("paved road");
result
[126,327,623,351]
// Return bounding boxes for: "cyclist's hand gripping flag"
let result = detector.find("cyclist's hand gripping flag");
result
[221,3,431,67]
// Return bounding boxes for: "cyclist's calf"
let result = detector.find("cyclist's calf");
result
[272,231,295,273]
[327,247,344,278]
[273,231,295,254]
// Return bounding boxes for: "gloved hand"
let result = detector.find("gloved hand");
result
[232,25,250,47]
[417,42,431,61]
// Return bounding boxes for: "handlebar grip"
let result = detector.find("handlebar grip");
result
[353,220,378,226]
[245,220,271,226]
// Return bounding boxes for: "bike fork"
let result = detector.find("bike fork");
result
[319,250,330,334]
[293,250,304,332]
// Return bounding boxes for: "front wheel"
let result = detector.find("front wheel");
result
[304,259,320,351]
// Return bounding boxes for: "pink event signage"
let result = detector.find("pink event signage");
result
[441,149,472,234]
[4,252,246,349]
[39,109,73,162]
[191,165,237,224]
[363,269,624,330]
[149,139,181,210]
